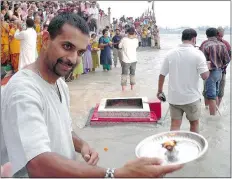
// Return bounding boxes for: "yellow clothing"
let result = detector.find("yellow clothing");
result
[110,31,115,38]
[1,22,9,45]
[142,30,147,38]
[9,28,20,54]
[35,24,42,54]
[91,41,100,51]
[91,41,100,69]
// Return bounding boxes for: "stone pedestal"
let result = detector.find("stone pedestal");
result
[98,97,150,118]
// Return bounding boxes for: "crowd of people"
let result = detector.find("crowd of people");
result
[1,12,184,178]
[112,14,160,48]
[1,0,160,85]
[1,0,109,75]
[1,1,231,178]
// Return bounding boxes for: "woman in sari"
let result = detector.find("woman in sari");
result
[9,20,20,72]
[1,14,10,65]
[34,15,42,54]
[11,7,22,21]
[83,43,93,74]
[91,33,100,71]
[99,29,112,71]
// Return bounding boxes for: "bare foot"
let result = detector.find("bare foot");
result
[131,85,134,90]
[122,86,126,91]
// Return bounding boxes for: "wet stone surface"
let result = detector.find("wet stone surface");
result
[68,34,231,177]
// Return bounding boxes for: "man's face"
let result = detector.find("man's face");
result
[92,3,96,8]
[104,30,108,37]
[45,7,49,12]
[116,29,120,35]
[28,9,33,16]
[44,24,89,77]
[218,31,224,39]
[49,7,53,13]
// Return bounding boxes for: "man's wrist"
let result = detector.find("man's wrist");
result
[114,167,127,178]
[80,141,88,150]
[158,90,163,93]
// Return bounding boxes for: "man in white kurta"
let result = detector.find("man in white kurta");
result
[14,18,37,70]
[1,69,76,177]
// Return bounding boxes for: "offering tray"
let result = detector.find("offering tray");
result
[135,131,208,166]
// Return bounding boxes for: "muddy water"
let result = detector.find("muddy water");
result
[68,34,230,177]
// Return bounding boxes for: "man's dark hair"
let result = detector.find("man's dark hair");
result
[127,27,135,35]
[43,24,49,29]
[206,28,217,38]
[102,29,108,35]
[47,12,89,40]
[26,18,35,28]
[181,28,197,41]
[105,26,109,29]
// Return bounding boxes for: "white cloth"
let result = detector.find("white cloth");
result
[160,44,208,105]
[119,37,139,63]
[88,7,99,20]
[147,30,151,38]
[14,28,37,70]
[1,69,76,176]
[151,38,155,47]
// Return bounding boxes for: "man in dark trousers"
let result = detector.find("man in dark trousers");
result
[112,28,123,67]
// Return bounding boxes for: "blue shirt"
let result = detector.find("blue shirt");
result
[112,35,122,49]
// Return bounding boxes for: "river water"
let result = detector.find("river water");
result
[69,34,231,177]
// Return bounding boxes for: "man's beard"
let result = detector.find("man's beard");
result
[53,58,77,77]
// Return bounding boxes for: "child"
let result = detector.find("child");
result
[91,33,100,71]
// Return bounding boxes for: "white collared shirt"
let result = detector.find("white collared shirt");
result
[160,43,208,105]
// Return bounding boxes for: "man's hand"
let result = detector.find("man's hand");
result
[157,91,166,102]
[115,157,183,178]
[207,61,212,70]
[81,143,99,166]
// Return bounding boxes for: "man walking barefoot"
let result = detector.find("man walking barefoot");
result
[157,29,209,133]
[119,27,139,91]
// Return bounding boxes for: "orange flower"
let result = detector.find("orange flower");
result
[104,147,108,151]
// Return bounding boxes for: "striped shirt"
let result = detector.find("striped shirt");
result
[200,37,230,70]
[218,38,231,73]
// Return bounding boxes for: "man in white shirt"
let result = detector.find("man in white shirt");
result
[119,27,139,91]
[1,13,183,178]
[14,18,37,70]
[157,28,209,133]
[88,2,99,32]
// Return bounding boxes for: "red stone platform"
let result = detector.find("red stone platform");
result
[90,100,161,125]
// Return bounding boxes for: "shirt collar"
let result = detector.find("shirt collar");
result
[207,37,218,41]
[179,43,194,47]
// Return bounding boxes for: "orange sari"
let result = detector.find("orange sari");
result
[35,24,42,54]
[9,28,20,72]
[1,22,10,64]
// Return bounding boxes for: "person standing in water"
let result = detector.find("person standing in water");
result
[119,27,138,91]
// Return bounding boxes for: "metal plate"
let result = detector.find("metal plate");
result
[135,131,208,165]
